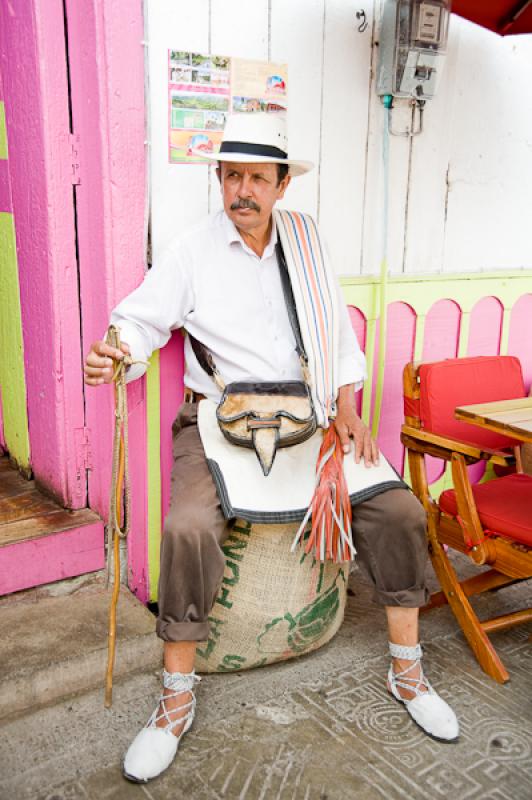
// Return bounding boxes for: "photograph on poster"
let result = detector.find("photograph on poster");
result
[232,97,287,113]
[168,51,288,164]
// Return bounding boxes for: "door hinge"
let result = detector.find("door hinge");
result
[74,426,92,473]
[70,133,81,185]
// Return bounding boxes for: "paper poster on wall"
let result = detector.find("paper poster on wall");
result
[168,51,288,164]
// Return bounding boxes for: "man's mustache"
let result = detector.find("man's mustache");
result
[230,198,261,212]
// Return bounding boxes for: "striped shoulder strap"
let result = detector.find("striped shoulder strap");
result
[274,209,339,427]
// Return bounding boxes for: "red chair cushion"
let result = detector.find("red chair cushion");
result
[440,473,532,546]
[419,356,525,451]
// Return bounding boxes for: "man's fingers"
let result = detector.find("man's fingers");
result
[84,365,114,386]
[83,339,130,389]
[93,340,125,360]
[360,434,380,467]
[84,371,105,386]
[86,341,128,370]
[350,429,378,467]
[84,365,112,377]
[84,365,114,382]
[86,352,114,369]
[338,414,380,468]
[335,422,352,453]
[363,432,374,467]
[353,431,364,463]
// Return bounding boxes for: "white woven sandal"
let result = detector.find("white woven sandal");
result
[123,669,201,782]
[387,643,459,742]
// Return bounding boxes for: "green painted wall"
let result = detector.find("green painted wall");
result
[0,212,31,470]
[0,100,30,470]
[0,102,7,159]
[146,351,162,601]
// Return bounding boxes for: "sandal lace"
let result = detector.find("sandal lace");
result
[146,670,201,734]
[388,642,432,699]
[390,659,432,698]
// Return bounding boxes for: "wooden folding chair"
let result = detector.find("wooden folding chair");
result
[401,355,532,683]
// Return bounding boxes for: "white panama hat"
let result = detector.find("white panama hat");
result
[192,112,314,177]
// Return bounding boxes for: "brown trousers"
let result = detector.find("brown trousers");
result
[156,403,429,643]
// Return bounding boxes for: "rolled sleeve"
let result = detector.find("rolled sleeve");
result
[108,241,194,384]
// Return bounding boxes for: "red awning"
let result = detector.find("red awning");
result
[452,0,532,35]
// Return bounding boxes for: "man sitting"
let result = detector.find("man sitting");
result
[84,112,459,784]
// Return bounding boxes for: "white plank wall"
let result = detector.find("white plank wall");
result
[440,20,532,273]
[270,0,325,220]
[147,1,532,275]
[209,0,270,217]
[401,16,462,274]
[147,0,210,262]
[320,0,373,275]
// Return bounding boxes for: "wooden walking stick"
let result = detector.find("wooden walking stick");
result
[104,325,132,708]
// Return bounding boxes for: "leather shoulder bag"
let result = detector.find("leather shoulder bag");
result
[189,242,317,476]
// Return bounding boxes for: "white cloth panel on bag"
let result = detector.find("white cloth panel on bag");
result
[197,399,407,524]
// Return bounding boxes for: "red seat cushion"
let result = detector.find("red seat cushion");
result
[440,473,532,546]
[419,356,525,451]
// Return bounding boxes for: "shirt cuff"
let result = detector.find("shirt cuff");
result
[105,323,150,384]
[337,354,366,393]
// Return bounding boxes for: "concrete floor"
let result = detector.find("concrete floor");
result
[1,558,531,800]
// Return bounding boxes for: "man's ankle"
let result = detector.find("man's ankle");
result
[392,656,421,674]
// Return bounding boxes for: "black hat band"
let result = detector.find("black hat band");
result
[219,141,288,160]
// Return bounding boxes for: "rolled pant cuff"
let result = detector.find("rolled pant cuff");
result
[156,619,211,643]
[372,585,430,608]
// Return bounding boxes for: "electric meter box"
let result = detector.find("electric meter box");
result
[377,0,450,100]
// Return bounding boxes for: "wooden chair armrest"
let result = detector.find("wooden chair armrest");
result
[401,433,478,464]
[401,425,512,467]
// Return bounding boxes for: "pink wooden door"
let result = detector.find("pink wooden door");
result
[0,0,147,599]
[0,0,88,510]
[0,0,113,595]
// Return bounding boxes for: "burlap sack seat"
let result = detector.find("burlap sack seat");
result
[194,519,349,673]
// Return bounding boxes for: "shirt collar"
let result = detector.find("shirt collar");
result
[222,210,278,260]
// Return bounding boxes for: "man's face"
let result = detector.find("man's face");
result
[218,162,291,234]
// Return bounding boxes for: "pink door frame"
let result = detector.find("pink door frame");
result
[63,0,149,598]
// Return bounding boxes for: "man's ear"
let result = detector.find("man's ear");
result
[277,174,291,199]
[216,165,222,184]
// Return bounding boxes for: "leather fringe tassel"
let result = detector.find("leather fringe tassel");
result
[291,426,355,563]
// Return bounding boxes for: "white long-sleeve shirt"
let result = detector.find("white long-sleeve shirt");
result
[110,210,366,401]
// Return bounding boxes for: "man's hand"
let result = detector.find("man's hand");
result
[334,384,379,467]
[84,340,130,386]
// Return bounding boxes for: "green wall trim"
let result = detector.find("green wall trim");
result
[0,213,30,468]
[500,308,511,356]
[0,102,7,160]
[146,350,162,603]
[340,270,532,318]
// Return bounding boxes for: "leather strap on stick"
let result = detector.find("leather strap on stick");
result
[104,325,132,708]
